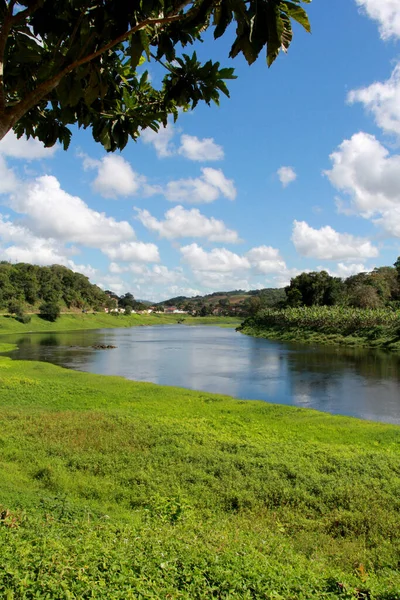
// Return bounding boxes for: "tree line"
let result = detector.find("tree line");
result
[0,262,108,319]
[284,260,400,309]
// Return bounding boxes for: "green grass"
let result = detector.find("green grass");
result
[0,355,399,598]
[0,313,239,336]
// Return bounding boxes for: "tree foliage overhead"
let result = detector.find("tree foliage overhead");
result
[0,0,310,149]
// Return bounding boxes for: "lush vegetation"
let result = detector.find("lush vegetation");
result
[239,306,400,350]
[285,266,400,309]
[0,0,309,147]
[0,262,108,312]
[158,288,286,317]
[0,354,399,598]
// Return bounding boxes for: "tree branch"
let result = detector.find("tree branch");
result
[0,1,16,112]
[6,13,184,128]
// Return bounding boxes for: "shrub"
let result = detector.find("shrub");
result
[38,302,61,322]
[124,306,132,316]
[15,314,31,324]
[8,300,24,317]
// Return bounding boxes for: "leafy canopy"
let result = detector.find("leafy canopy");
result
[0,0,310,150]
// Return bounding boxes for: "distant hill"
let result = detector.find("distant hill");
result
[0,262,108,311]
[156,288,286,316]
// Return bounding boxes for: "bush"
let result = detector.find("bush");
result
[15,314,31,324]
[38,302,61,322]
[8,300,24,317]
[124,306,132,316]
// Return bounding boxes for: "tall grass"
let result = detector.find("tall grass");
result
[239,307,400,348]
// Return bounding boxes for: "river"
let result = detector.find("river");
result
[2,325,400,424]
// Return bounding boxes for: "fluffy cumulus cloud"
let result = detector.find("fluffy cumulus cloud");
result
[292,220,379,261]
[109,263,184,284]
[246,246,287,274]
[103,241,160,263]
[180,244,250,272]
[325,132,400,214]
[178,135,224,161]
[166,285,202,298]
[277,166,297,187]
[140,123,225,162]
[179,242,288,289]
[83,154,142,198]
[0,156,18,194]
[140,123,175,158]
[135,205,240,243]
[373,207,400,237]
[245,246,286,274]
[0,131,57,160]
[330,263,368,278]
[165,168,236,203]
[355,0,400,40]
[348,63,400,136]
[0,213,97,273]
[9,175,135,247]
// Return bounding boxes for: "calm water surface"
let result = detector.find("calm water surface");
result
[3,325,400,424]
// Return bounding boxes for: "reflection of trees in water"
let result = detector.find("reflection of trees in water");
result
[9,332,98,367]
[287,344,400,382]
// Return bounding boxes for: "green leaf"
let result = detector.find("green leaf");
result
[284,2,311,33]
[129,32,144,70]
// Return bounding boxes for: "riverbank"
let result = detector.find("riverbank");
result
[0,355,399,598]
[0,313,240,336]
[239,307,400,350]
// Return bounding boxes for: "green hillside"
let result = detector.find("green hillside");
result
[158,288,286,316]
[0,262,108,311]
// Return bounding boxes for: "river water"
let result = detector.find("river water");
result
[2,325,400,424]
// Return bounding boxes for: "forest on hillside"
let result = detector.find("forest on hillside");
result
[285,263,400,309]
[0,262,108,311]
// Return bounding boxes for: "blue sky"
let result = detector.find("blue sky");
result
[1,0,400,301]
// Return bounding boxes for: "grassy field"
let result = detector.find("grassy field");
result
[0,313,240,336]
[0,354,399,598]
[239,307,400,351]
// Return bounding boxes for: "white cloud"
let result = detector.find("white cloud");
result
[271,268,304,288]
[97,277,127,297]
[327,263,368,278]
[355,0,400,40]
[190,271,252,291]
[0,156,18,194]
[135,205,240,243]
[292,220,379,261]
[108,262,183,284]
[89,155,141,198]
[166,285,202,298]
[68,262,98,279]
[178,135,224,161]
[325,132,400,214]
[180,243,250,272]
[165,168,236,204]
[180,242,289,290]
[0,213,85,268]
[277,166,297,187]
[348,63,400,136]
[9,175,135,247]
[0,131,57,160]
[136,265,184,285]
[374,207,400,237]
[103,241,160,263]
[246,246,287,273]
[140,123,175,158]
